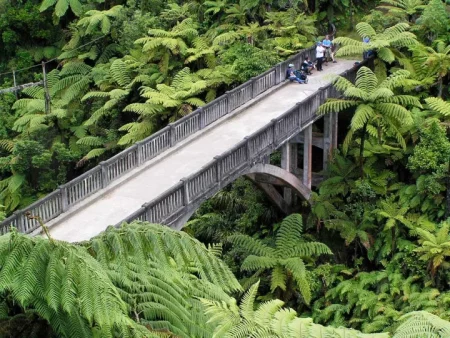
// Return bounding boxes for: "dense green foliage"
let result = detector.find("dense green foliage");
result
[0,222,241,337]
[2,0,450,336]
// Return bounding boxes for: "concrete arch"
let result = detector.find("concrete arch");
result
[168,163,311,230]
[245,163,312,200]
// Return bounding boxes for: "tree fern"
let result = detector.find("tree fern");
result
[393,311,450,337]
[318,66,420,176]
[0,229,147,337]
[40,0,83,18]
[202,281,390,337]
[334,22,418,63]
[229,214,331,304]
[77,6,123,36]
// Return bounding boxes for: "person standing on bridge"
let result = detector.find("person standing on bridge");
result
[316,42,325,71]
[322,35,336,64]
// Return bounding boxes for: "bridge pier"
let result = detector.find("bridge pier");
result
[281,142,298,205]
[251,112,339,214]
[303,125,312,189]
[290,112,338,178]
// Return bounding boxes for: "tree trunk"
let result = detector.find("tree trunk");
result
[438,77,443,98]
[359,123,368,178]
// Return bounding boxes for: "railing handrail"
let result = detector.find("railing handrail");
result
[0,45,319,235]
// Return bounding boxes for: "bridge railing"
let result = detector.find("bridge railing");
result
[0,45,318,235]
[118,61,369,227]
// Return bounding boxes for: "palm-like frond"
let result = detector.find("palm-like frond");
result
[335,22,418,63]
[229,214,330,304]
[393,311,450,337]
[0,230,142,337]
[319,66,417,157]
[203,281,391,337]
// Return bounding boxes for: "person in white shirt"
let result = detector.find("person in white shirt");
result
[316,42,325,71]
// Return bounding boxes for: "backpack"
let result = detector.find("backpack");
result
[294,70,307,80]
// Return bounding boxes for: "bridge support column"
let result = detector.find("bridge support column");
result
[303,125,312,189]
[323,114,332,171]
[281,142,298,205]
[331,112,338,150]
[323,112,338,171]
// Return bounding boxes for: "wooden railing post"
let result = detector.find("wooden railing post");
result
[59,184,68,212]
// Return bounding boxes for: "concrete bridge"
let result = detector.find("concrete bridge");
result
[0,47,365,242]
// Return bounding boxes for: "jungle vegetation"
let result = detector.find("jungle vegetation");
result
[1,0,450,337]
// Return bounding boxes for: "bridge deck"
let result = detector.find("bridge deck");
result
[48,60,355,242]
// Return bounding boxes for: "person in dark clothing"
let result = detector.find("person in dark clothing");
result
[285,64,306,84]
[301,56,314,74]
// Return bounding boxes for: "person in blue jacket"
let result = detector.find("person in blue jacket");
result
[322,35,336,63]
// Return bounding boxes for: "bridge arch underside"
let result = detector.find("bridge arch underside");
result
[166,163,312,230]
